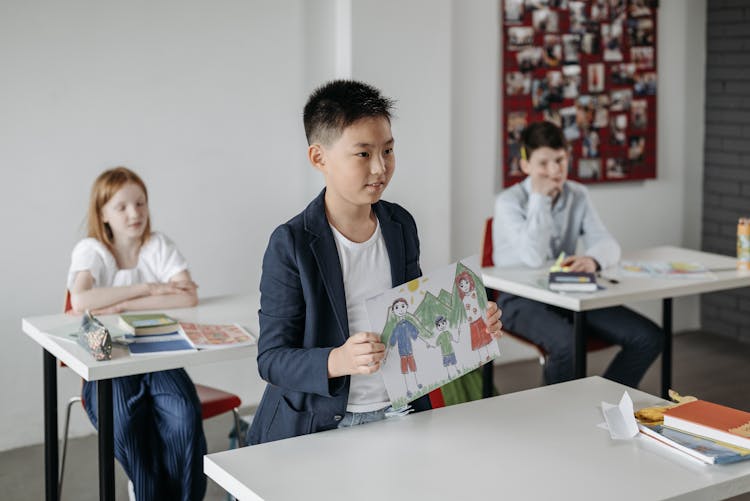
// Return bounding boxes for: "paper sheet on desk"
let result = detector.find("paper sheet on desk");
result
[46,322,129,343]
[600,392,639,440]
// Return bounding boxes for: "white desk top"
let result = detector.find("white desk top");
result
[205,376,750,501]
[482,246,750,311]
[22,293,259,381]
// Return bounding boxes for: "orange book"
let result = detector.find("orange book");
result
[663,400,750,450]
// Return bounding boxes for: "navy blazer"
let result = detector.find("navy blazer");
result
[247,190,431,445]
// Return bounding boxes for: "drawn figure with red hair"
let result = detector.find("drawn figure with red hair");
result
[452,269,498,363]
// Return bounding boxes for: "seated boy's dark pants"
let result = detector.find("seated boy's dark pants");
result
[498,294,664,387]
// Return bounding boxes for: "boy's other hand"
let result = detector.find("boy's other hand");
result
[328,332,386,378]
[485,301,504,339]
[561,255,597,273]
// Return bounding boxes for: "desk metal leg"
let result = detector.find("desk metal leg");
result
[662,298,673,399]
[574,312,586,379]
[43,349,58,501]
[482,361,494,398]
[97,379,115,501]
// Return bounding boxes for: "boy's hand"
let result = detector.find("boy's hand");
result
[530,174,562,198]
[328,332,385,378]
[485,301,503,339]
[561,255,597,273]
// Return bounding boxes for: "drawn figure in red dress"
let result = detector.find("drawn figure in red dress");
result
[454,270,497,363]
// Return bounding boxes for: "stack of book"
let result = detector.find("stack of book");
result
[638,399,750,465]
[548,271,597,292]
[118,313,195,355]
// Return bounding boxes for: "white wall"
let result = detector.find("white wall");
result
[0,0,706,451]
[351,0,454,271]
[0,0,310,452]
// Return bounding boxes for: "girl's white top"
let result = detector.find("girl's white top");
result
[67,232,188,289]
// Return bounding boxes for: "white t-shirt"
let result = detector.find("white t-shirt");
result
[330,221,392,413]
[67,232,189,289]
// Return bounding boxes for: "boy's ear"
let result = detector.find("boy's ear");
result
[519,157,531,175]
[308,144,326,173]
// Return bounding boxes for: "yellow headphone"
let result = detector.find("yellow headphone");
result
[520,146,527,161]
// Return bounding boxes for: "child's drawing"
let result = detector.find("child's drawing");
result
[366,255,501,409]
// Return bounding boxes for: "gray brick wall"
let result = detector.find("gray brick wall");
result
[702,0,750,342]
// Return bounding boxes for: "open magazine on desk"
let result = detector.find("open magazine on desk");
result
[619,260,716,279]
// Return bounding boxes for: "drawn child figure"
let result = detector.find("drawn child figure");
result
[455,271,495,363]
[433,315,460,379]
[385,297,426,397]
[67,167,205,501]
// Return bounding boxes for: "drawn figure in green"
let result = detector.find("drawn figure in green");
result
[433,315,460,379]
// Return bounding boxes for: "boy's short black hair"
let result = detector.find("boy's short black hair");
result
[303,80,394,146]
[520,121,567,158]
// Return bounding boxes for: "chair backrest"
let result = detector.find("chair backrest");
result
[481,217,494,268]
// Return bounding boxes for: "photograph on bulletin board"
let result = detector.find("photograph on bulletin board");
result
[502,0,658,187]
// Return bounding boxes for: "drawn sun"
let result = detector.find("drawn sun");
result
[398,277,428,305]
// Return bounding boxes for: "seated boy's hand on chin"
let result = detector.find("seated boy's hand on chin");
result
[485,301,504,339]
[561,255,598,273]
[328,332,385,378]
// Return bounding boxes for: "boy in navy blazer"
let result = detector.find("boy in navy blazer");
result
[248,80,503,445]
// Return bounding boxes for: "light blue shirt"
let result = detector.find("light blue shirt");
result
[492,177,621,269]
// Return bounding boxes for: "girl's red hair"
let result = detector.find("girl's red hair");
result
[455,271,475,299]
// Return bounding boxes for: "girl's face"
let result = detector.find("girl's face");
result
[459,278,471,293]
[101,182,149,242]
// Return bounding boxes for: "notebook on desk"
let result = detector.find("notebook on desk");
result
[126,331,196,356]
[548,271,597,292]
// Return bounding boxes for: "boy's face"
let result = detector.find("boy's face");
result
[520,146,568,197]
[309,116,395,211]
[436,319,447,331]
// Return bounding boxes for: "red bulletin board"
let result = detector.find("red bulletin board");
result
[502,0,658,187]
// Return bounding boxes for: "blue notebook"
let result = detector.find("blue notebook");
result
[640,424,750,464]
[126,331,196,356]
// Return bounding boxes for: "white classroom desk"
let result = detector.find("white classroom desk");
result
[482,246,750,398]
[205,376,750,501]
[22,293,260,501]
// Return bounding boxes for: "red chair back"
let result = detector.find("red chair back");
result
[481,218,494,268]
